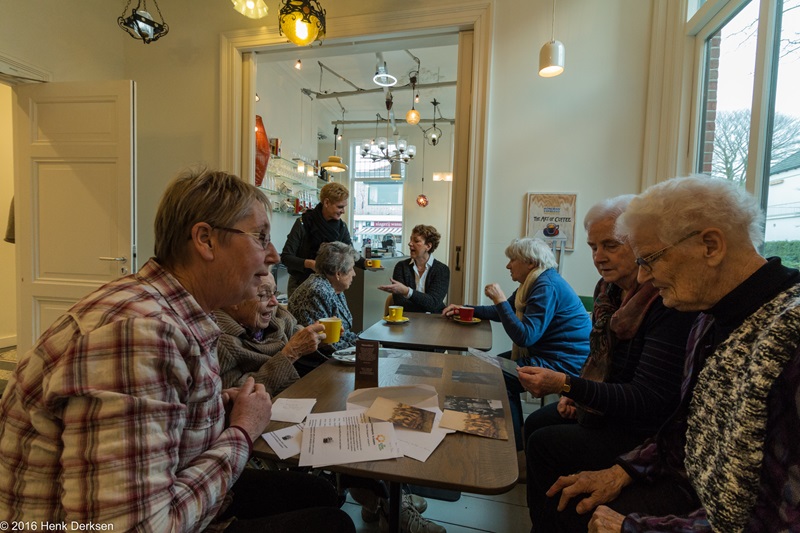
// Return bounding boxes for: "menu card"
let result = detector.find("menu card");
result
[355,339,379,389]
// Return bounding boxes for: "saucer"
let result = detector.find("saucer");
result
[331,347,356,365]
[453,317,481,324]
[383,316,410,324]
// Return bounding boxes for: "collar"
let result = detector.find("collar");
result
[408,254,434,268]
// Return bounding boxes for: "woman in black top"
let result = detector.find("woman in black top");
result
[378,224,450,313]
[281,182,364,296]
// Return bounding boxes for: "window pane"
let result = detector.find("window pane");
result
[764,0,800,268]
[696,0,760,186]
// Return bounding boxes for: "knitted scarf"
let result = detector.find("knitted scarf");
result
[685,283,800,531]
[511,267,545,362]
[302,203,343,252]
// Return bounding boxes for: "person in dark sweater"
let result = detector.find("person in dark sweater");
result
[549,176,800,533]
[281,182,366,296]
[519,196,697,532]
[378,224,450,313]
[443,237,591,449]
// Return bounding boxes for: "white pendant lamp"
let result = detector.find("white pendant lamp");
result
[539,0,565,78]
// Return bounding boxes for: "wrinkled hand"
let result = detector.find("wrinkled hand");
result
[283,322,325,360]
[588,506,625,533]
[442,304,462,317]
[557,396,578,419]
[547,464,632,515]
[484,283,506,304]
[517,366,566,397]
[377,278,410,296]
[228,376,272,440]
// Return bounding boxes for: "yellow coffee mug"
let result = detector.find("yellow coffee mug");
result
[365,258,382,268]
[388,305,404,321]
[319,317,342,344]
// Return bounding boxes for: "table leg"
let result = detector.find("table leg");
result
[388,480,401,533]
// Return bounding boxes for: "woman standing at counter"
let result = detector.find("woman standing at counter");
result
[281,182,365,296]
[378,224,450,313]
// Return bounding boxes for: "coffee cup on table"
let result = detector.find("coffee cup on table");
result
[319,317,342,343]
[454,306,474,321]
[365,258,381,268]
[388,305,404,321]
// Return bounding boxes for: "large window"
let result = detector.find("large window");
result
[692,0,800,267]
[349,141,404,251]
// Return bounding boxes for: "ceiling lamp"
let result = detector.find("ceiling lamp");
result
[118,0,169,44]
[295,59,303,70]
[416,138,429,207]
[320,125,348,174]
[232,0,268,19]
[406,71,421,125]
[423,99,443,146]
[361,97,416,169]
[373,62,398,87]
[539,0,565,77]
[390,161,403,180]
[279,0,326,47]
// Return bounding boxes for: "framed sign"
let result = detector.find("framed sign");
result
[525,193,578,250]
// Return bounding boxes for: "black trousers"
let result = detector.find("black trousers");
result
[524,403,648,532]
[220,469,355,533]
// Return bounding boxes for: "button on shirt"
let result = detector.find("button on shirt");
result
[407,254,435,299]
[0,259,251,531]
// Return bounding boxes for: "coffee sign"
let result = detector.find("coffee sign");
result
[525,193,577,250]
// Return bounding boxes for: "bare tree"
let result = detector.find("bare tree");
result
[711,111,800,184]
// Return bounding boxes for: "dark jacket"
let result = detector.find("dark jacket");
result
[390,258,450,313]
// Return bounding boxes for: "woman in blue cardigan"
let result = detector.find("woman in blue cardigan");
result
[443,237,591,448]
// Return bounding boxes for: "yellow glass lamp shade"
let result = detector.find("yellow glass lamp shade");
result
[406,108,421,125]
[416,194,429,207]
[279,0,326,47]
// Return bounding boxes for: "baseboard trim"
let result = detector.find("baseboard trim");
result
[0,335,17,350]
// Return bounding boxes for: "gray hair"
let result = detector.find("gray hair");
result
[505,238,558,270]
[584,195,635,230]
[315,241,358,276]
[616,175,764,247]
[154,166,269,269]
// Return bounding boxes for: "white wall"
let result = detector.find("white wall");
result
[0,85,15,347]
[2,0,656,352]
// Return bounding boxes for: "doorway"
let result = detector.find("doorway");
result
[220,1,492,304]
[0,83,15,349]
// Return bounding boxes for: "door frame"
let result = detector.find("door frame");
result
[219,0,493,304]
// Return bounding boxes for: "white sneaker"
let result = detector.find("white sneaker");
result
[379,496,445,533]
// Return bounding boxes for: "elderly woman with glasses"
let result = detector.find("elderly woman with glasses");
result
[216,272,327,394]
[549,176,800,533]
[519,196,697,532]
[443,237,592,449]
[289,241,360,353]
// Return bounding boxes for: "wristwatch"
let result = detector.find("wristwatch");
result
[561,374,572,394]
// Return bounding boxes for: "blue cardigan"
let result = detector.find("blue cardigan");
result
[472,268,591,375]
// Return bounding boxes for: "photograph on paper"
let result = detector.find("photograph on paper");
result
[367,396,436,433]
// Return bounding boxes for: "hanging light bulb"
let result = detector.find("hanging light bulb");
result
[416,194,429,208]
[279,0,326,47]
[406,71,421,125]
[231,0,269,19]
[416,134,429,207]
[294,59,303,70]
[539,0,565,77]
[415,93,420,104]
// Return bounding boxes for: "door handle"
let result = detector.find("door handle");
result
[98,257,127,262]
[455,246,461,272]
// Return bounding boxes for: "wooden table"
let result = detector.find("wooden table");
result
[358,312,493,352]
[253,351,517,532]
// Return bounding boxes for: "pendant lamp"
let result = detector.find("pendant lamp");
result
[539,0,565,77]
[416,139,429,207]
[320,125,348,173]
[231,0,268,19]
[279,0,326,47]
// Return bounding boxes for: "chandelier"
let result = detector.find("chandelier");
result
[118,0,169,44]
[360,95,416,172]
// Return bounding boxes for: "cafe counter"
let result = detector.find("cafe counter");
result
[345,254,408,331]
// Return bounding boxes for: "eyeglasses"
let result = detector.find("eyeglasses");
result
[634,230,700,273]
[257,290,280,302]
[215,226,271,250]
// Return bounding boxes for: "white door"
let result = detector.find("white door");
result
[13,80,136,354]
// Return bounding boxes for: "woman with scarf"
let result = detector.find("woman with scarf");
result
[443,237,591,450]
[281,181,365,296]
[518,196,696,533]
[216,272,327,392]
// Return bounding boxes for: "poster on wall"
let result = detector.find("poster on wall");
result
[525,193,577,251]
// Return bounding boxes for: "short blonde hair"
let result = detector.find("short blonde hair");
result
[320,182,350,204]
[154,166,268,269]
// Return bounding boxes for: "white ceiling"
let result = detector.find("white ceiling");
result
[255,34,459,133]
